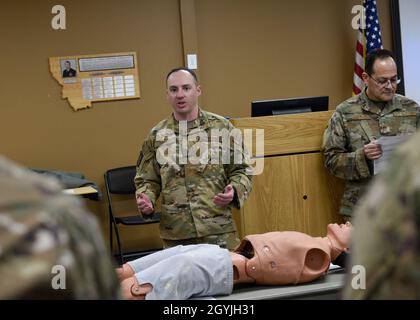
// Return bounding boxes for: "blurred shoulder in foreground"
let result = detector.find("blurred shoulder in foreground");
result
[343,131,420,299]
[0,156,120,299]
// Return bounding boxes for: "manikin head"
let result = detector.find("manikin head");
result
[326,222,352,260]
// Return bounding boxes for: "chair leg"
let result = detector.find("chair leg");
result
[113,223,124,266]
[109,219,113,255]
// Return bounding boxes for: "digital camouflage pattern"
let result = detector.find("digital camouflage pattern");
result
[343,130,420,299]
[135,109,252,248]
[322,90,420,217]
[0,156,120,299]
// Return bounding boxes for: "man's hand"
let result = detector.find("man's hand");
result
[363,140,383,160]
[136,193,154,215]
[213,184,235,207]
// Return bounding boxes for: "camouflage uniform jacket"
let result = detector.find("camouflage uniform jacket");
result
[322,90,420,216]
[0,156,120,299]
[343,130,420,299]
[135,109,253,240]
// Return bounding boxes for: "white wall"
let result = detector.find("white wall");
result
[399,0,420,104]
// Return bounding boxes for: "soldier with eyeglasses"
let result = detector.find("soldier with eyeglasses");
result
[322,49,420,221]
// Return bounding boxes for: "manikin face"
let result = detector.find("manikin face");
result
[362,57,398,102]
[327,222,352,251]
[166,70,201,121]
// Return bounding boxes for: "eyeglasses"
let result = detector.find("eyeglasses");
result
[368,74,401,87]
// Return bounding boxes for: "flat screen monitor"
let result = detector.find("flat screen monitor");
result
[251,96,329,117]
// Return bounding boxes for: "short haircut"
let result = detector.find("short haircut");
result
[365,49,396,75]
[166,67,198,85]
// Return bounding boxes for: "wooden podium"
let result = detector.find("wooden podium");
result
[231,111,344,238]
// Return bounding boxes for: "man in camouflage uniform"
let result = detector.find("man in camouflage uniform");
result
[322,49,420,220]
[343,130,420,299]
[0,156,120,299]
[135,67,252,250]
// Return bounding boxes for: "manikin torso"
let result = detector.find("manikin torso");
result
[231,223,351,285]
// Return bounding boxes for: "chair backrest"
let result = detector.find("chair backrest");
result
[104,166,137,195]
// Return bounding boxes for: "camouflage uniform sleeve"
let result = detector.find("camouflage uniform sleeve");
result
[343,133,420,299]
[0,204,121,300]
[134,134,161,208]
[322,111,371,180]
[226,123,253,209]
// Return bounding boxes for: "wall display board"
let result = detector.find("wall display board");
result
[49,52,140,110]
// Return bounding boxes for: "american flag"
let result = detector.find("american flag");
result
[352,0,383,95]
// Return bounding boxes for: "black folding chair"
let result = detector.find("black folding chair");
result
[104,165,161,265]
